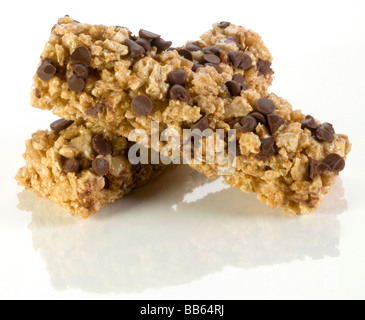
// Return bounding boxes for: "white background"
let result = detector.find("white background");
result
[0,0,364,300]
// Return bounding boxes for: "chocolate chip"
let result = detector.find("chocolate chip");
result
[62,158,80,174]
[226,81,242,96]
[92,135,113,155]
[238,54,252,70]
[232,74,245,84]
[239,115,258,133]
[191,117,210,131]
[125,39,145,58]
[203,53,221,65]
[226,36,242,50]
[301,115,317,132]
[257,59,273,76]
[322,122,335,134]
[50,119,74,133]
[205,63,223,74]
[131,95,153,116]
[92,158,110,176]
[37,59,57,81]
[139,29,160,40]
[70,46,92,66]
[152,38,172,53]
[168,70,187,86]
[192,60,204,72]
[218,21,231,28]
[306,158,329,181]
[316,124,335,142]
[228,51,246,69]
[34,89,41,99]
[68,75,85,92]
[136,38,152,52]
[185,43,201,52]
[324,154,345,173]
[169,85,191,102]
[178,49,193,61]
[256,98,275,114]
[203,46,223,56]
[257,137,277,161]
[73,64,89,79]
[267,114,285,134]
[86,103,105,116]
[250,112,267,125]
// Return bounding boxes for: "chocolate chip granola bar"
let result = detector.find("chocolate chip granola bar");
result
[15,119,165,218]
[29,17,351,215]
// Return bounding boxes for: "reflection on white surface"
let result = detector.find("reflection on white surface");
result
[17,166,347,294]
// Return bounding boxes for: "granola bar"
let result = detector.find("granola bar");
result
[31,16,273,140]
[15,119,165,218]
[190,92,351,214]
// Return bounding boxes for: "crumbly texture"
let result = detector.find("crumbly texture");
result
[31,17,273,140]
[16,120,164,218]
[191,93,351,214]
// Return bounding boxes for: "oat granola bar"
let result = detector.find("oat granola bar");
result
[190,92,351,214]
[15,119,165,218]
[31,17,273,140]
[29,17,351,214]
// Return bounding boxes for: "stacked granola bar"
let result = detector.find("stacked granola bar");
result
[16,17,351,218]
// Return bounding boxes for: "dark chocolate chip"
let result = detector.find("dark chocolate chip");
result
[68,75,85,92]
[228,51,244,68]
[185,43,201,52]
[301,115,317,132]
[226,81,242,96]
[152,38,172,53]
[239,115,258,133]
[166,47,177,52]
[192,60,204,72]
[203,46,223,56]
[139,29,161,40]
[70,46,92,66]
[169,85,191,102]
[34,89,41,99]
[256,98,275,114]
[136,38,152,52]
[226,36,242,50]
[205,63,223,74]
[306,158,329,181]
[322,122,335,135]
[232,74,245,84]
[267,114,285,134]
[250,112,267,125]
[131,95,153,116]
[238,54,252,70]
[168,70,187,86]
[178,49,193,61]
[316,124,335,142]
[73,64,89,79]
[257,137,277,161]
[62,158,80,174]
[86,103,105,116]
[92,158,110,176]
[37,59,57,81]
[203,53,221,65]
[191,117,210,131]
[323,154,345,173]
[50,119,74,133]
[92,135,113,155]
[125,39,145,58]
[218,21,231,28]
[257,59,273,76]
